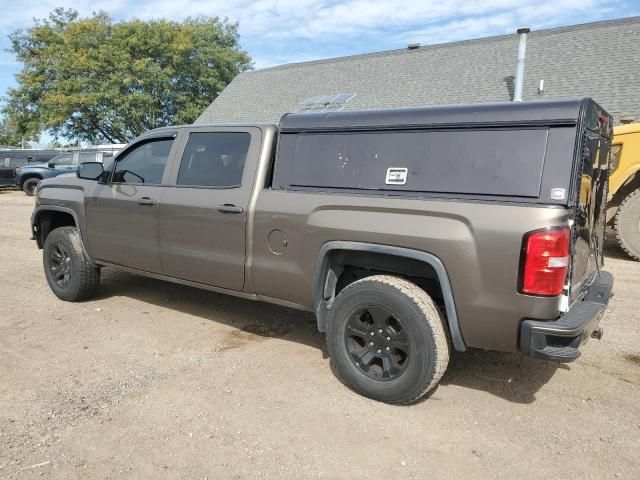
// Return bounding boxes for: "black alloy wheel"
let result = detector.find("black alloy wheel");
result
[326,275,450,404]
[48,242,73,288]
[42,226,100,301]
[344,304,411,381]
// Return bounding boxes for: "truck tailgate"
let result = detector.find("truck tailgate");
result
[570,111,611,301]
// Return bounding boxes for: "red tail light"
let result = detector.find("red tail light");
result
[520,227,570,296]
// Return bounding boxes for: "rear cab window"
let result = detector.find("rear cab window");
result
[177,132,251,188]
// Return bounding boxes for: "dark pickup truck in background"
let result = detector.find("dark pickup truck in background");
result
[0,149,61,187]
[15,148,122,195]
[30,98,613,404]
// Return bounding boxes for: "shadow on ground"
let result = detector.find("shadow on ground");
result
[97,268,324,353]
[439,349,566,404]
[95,268,572,404]
[603,232,636,261]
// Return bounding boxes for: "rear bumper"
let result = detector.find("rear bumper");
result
[519,271,613,362]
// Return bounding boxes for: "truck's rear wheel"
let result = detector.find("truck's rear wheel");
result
[326,275,449,404]
[614,189,640,261]
[22,178,40,196]
[43,226,100,301]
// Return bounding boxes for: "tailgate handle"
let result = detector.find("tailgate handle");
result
[137,197,157,206]
[217,204,243,214]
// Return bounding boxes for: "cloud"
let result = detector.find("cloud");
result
[117,0,618,40]
[0,0,636,83]
[109,0,635,68]
[2,1,625,40]
[0,1,129,31]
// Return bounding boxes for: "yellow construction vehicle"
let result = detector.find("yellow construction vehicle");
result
[609,122,640,260]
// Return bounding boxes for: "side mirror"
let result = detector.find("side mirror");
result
[77,162,104,181]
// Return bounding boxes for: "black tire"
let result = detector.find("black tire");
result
[326,275,449,404]
[43,226,100,301]
[614,189,640,261]
[22,178,40,196]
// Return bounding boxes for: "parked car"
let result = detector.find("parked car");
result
[0,149,62,187]
[31,99,613,404]
[608,122,640,260]
[15,149,121,195]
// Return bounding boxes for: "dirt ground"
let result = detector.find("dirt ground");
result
[0,189,638,480]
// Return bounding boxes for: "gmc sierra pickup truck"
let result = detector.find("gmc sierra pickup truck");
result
[31,98,613,404]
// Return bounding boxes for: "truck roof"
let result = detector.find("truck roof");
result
[142,124,277,136]
[279,98,601,132]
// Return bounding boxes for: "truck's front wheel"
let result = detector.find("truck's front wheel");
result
[326,275,449,404]
[614,189,640,261]
[43,226,100,301]
[22,178,40,196]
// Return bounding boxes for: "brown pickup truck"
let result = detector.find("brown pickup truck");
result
[31,98,613,404]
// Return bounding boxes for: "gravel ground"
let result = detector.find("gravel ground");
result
[0,190,639,479]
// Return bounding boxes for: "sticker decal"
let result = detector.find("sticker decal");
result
[385,167,408,185]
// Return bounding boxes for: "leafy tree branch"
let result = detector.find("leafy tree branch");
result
[6,8,252,143]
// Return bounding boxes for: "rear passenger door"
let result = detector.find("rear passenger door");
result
[159,127,261,291]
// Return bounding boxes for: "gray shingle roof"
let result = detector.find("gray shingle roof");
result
[196,17,640,125]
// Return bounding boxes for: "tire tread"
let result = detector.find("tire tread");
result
[45,226,100,301]
[22,178,40,196]
[332,274,449,404]
[614,188,640,261]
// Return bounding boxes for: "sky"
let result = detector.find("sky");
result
[0,0,639,128]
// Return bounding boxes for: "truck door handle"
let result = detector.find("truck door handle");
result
[137,197,157,206]
[217,204,243,214]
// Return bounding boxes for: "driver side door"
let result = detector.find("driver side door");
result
[85,133,179,273]
[49,152,76,175]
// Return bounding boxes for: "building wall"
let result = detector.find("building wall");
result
[196,17,640,125]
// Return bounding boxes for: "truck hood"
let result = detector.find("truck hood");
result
[35,174,92,211]
[38,173,89,190]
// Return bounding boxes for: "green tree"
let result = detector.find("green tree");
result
[0,116,20,147]
[0,96,40,147]
[0,117,19,147]
[7,8,252,143]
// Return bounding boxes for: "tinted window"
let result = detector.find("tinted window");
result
[50,153,74,166]
[78,152,98,163]
[100,151,117,170]
[112,139,173,184]
[273,129,549,198]
[2,157,28,168]
[177,132,251,187]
